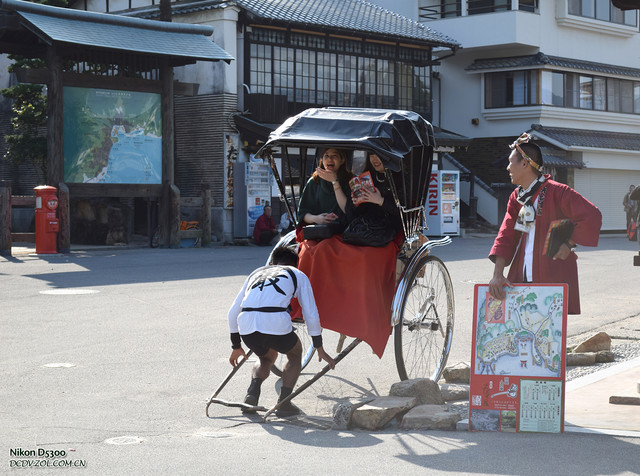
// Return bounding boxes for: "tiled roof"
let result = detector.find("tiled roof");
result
[128,0,459,48]
[466,52,640,79]
[1,0,233,64]
[538,148,584,169]
[530,124,640,152]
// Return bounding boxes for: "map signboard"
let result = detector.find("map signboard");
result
[470,284,567,433]
[63,87,162,184]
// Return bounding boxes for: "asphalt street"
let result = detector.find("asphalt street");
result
[1,234,639,475]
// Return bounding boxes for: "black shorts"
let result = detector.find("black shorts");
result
[241,331,299,357]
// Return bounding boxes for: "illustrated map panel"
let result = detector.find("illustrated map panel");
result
[63,87,162,184]
[470,284,568,433]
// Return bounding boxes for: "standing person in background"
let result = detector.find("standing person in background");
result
[253,204,278,246]
[623,185,638,230]
[488,133,602,315]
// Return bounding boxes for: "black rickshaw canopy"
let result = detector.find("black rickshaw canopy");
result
[256,107,435,173]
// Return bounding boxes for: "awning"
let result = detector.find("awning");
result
[0,0,234,64]
[466,52,640,79]
[530,124,640,152]
[432,126,472,148]
[491,147,585,169]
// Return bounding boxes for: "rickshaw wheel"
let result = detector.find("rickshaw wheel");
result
[271,319,316,377]
[394,254,454,381]
[266,230,316,376]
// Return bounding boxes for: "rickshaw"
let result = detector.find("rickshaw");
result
[207,107,455,420]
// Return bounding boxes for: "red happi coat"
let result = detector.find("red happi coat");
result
[489,176,602,314]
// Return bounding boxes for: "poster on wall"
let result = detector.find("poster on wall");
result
[224,133,239,209]
[470,284,567,433]
[63,87,162,184]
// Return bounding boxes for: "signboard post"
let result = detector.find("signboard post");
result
[470,284,568,433]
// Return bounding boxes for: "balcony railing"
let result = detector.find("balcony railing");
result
[419,1,537,20]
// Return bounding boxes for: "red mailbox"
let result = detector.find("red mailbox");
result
[34,185,59,254]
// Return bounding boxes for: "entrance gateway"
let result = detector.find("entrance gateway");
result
[0,0,233,253]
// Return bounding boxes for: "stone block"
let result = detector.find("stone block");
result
[595,350,615,363]
[573,331,611,353]
[440,383,470,402]
[442,362,470,383]
[331,399,371,430]
[400,404,462,430]
[566,352,596,366]
[389,378,444,405]
[350,396,417,431]
[609,396,640,405]
[456,418,470,431]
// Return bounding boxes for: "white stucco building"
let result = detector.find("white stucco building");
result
[372,0,640,231]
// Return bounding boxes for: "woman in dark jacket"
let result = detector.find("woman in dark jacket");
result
[347,152,403,238]
[297,148,352,229]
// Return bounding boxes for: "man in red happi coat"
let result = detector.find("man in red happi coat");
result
[489,133,602,314]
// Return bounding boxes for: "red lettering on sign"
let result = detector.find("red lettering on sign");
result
[428,172,439,215]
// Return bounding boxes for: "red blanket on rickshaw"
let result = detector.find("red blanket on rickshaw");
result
[292,235,398,358]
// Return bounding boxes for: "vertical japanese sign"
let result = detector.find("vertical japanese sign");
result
[470,284,568,433]
[224,133,239,209]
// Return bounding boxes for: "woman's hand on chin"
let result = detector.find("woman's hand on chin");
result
[316,167,337,183]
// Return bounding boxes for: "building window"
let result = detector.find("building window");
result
[246,28,432,120]
[249,43,272,94]
[485,70,538,107]
[274,46,294,101]
[568,0,638,27]
[538,69,640,114]
[421,1,536,19]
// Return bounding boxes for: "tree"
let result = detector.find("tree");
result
[0,57,47,181]
[0,0,68,182]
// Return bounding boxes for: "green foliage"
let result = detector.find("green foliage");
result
[2,54,48,175]
[0,81,48,178]
[0,0,70,179]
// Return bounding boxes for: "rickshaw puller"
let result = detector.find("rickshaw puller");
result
[227,246,335,416]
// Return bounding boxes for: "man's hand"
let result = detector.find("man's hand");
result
[229,347,246,367]
[316,347,336,369]
[489,274,512,300]
[552,242,573,261]
[489,257,511,300]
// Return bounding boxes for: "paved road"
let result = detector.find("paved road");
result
[1,234,638,475]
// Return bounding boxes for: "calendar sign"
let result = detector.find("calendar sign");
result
[469,284,568,433]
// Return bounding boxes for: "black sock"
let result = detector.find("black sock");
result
[247,377,262,397]
[279,386,293,402]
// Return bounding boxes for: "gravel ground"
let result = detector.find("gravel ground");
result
[446,339,640,418]
[565,340,640,381]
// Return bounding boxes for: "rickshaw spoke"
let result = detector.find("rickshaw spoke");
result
[395,255,454,381]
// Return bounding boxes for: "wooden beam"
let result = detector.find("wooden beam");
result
[46,46,63,186]
[57,182,70,253]
[66,184,163,197]
[201,183,212,246]
[15,68,200,96]
[0,185,11,256]
[11,196,36,206]
[0,41,45,58]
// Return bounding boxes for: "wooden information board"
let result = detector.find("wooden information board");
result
[470,284,568,433]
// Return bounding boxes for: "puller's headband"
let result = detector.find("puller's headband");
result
[509,132,540,171]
